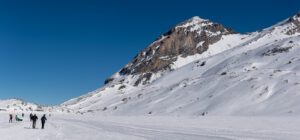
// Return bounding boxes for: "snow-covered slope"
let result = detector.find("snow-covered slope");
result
[0,98,45,113]
[61,11,300,116]
[0,98,68,113]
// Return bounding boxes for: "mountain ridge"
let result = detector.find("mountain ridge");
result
[60,11,300,115]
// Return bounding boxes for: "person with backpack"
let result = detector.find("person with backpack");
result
[31,114,38,129]
[41,114,47,129]
[9,114,13,123]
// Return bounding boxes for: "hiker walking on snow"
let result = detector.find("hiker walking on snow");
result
[41,114,47,129]
[29,113,33,122]
[31,114,38,129]
[9,114,13,123]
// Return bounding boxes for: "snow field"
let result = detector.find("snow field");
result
[1,113,300,140]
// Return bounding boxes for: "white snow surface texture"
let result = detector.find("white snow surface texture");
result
[2,113,300,140]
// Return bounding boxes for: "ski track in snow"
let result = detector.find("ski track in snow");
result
[1,113,300,140]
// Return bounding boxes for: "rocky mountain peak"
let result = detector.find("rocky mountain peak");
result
[290,11,300,22]
[177,16,208,28]
[190,16,206,21]
[106,16,236,86]
[286,11,300,35]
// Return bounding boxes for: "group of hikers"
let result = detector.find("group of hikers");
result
[9,113,47,129]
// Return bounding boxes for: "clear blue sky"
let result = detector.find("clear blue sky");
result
[0,0,299,105]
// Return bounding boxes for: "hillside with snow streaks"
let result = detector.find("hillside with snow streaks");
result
[0,98,70,113]
[0,99,46,112]
[60,12,300,116]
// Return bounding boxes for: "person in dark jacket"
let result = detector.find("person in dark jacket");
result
[41,114,47,129]
[29,113,33,122]
[31,114,38,129]
[9,114,13,123]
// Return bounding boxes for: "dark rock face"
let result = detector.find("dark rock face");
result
[263,46,293,56]
[104,77,114,84]
[119,17,235,76]
[134,73,152,86]
[104,16,236,86]
[287,11,300,35]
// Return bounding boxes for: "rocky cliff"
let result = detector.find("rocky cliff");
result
[106,16,236,86]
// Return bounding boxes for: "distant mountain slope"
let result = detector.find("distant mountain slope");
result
[61,11,300,116]
[0,98,69,113]
[0,98,45,112]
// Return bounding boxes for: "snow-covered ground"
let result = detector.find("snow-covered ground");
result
[1,113,300,140]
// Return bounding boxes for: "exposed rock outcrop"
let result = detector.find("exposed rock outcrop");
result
[120,17,236,75]
[286,11,300,35]
[106,16,236,85]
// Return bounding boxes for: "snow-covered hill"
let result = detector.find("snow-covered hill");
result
[0,98,45,113]
[61,11,300,116]
[0,98,69,113]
